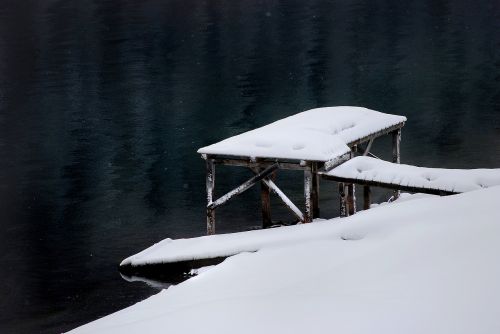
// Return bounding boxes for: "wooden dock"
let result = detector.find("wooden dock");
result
[198,106,406,234]
[118,106,500,282]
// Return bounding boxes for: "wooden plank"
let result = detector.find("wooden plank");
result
[304,168,313,223]
[312,162,320,218]
[324,153,351,171]
[362,138,374,156]
[206,158,216,235]
[213,157,310,170]
[363,185,371,210]
[261,178,305,222]
[208,163,279,210]
[321,174,458,196]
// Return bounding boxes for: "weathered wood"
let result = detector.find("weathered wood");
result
[363,185,371,210]
[392,129,401,164]
[347,183,356,215]
[208,163,279,210]
[312,162,320,218]
[261,178,305,222]
[339,182,347,217]
[324,152,351,171]
[260,171,273,228]
[362,138,374,156]
[321,174,458,196]
[347,122,405,147]
[206,158,216,235]
[346,148,357,216]
[392,129,401,200]
[304,168,313,223]
[213,157,310,170]
[357,146,382,160]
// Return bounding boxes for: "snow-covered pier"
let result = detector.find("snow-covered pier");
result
[120,106,500,281]
[321,156,500,212]
[198,106,406,234]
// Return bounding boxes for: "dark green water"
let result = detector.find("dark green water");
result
[0,0,499,332]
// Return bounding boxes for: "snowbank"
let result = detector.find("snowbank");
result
[198,106,406,161]
[327,156,500,193]
[70,185,500,334]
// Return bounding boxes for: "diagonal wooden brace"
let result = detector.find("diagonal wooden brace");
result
[208,163,279,210]
[261,177,305,223]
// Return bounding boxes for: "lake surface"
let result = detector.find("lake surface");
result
[0,0,499,332]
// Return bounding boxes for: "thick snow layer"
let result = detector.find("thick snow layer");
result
[326,156,500,193]
[72,186,500,334]
[198,106,406,162]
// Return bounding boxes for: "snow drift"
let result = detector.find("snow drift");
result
[69,186,500,334]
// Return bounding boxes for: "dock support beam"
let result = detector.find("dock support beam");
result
[339,182,347,217]
[392,129,401,200]
[206,158,216,235]
[346,147,356,216]
[312,162,320,218]
[304,167,313,223]
[347,184,356,215]
[260,171,273,228]
[363,185,371,210]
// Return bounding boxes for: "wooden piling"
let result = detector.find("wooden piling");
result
[311,162,320,218]
[392,129,401,200]
[346,147,357,216]
[363,185,371,210]
[347,183,356,215]
[304,167,313,223]
[206,158,215,235]
[260,171,273,228]
[339,182,347,217]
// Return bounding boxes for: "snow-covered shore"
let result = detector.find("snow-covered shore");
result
[69,186,500,334]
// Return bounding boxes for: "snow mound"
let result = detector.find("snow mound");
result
[71,186,500,334]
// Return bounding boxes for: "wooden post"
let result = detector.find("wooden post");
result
[347,183,356,215]
[304,166,313,223]
[311,162,320,218]
[206,158,215,235]
[392,129,401,200]
[363,185,371,210]
[260,171,273,228]
[346,147,356,216]
[339,182,347,217]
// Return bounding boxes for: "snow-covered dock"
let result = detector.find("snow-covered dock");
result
[120,106,500,280]
[321,156,500,209]
[120,218,333,269]
[198,106,406,233]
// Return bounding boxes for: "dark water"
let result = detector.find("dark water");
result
[0,0,499,332]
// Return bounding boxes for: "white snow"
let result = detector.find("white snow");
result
[198,106,406,162]
[326,156,500,193]
[71,186,500,334]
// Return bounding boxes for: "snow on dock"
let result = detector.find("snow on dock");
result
[120,218,336,268]
[70,186,500,334]
[323,156,500,194]
[198,106,406,162]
